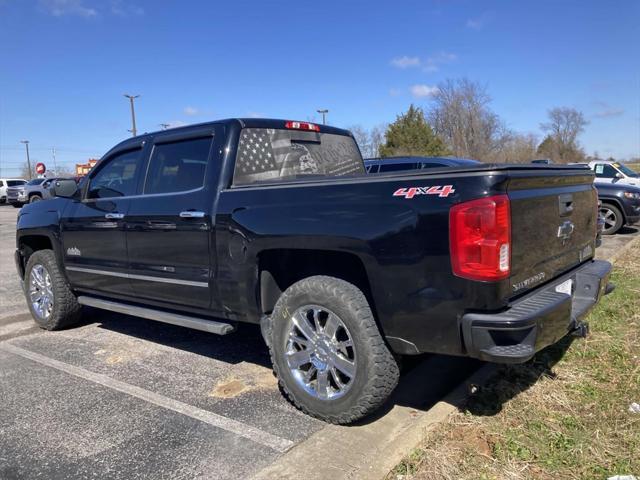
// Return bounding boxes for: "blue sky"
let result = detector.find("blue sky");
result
[1,0,639,176]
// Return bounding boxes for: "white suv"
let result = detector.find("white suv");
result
[0,179,27,204]
[589,160,639,187]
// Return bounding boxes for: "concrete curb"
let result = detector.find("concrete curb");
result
[252,235,640,480]
[607,233,640,265]
[252,362,495,480]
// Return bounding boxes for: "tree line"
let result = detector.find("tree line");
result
[350,78,591,164]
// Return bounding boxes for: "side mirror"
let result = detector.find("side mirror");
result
[615,172,624,179]
[51,179,78,198]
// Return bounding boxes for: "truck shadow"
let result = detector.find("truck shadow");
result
[84,306,575,425]
[462,336,574,417]
[85,307,273,369]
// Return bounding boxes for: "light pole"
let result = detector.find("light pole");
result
[159,123,170,130]
[317,109,328,125]
[124,94,140,137]
[20,140,32,179]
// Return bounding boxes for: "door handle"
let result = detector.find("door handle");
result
[147,221,177,230]
[180,211,205,218]
[105,213,125,219]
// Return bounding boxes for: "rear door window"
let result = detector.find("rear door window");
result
[379,163,419,173]
[233,128,364,186]
[144,137,211,194]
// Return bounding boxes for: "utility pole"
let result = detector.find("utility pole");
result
[20,140,32,179]
[52,147,58,175]
[317,109,328,125]
[159,123,170,130]
[124,94,140,137]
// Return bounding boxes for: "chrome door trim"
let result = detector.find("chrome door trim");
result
[65,266,209,287]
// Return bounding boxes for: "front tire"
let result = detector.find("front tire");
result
[29,194,42,203]
[269,276,399,424]
[24,250,82,330]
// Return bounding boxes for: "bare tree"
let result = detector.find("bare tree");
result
[20,162,35,179]
[494,133,539,164]
[348,124,387,158]
[428,78,508,161]
[539,107,588,163]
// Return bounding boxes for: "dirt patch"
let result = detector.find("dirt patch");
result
[209,362,277,398]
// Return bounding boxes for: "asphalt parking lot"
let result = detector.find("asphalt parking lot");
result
[1,204,638,479]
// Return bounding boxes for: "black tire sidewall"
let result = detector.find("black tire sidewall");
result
[271,277,383,418]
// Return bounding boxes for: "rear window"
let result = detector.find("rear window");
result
[233,128,364,186]
[379,163,419,173]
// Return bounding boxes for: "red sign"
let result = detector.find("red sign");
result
[35,162,46,175]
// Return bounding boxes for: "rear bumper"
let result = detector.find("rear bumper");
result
[462,260,613,364]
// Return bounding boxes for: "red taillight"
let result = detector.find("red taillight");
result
[449,195,511,281]
[285,121,320,132]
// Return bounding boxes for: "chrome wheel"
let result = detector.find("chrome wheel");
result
[600,206,618,234]
[285,305,356,400]
[29,264,54,320]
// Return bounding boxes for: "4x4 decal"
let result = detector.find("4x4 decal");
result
[393,185,455,199]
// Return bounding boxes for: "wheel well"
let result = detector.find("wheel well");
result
[18,235,53,272]
[600,199,626,222]
[29,192,42,198]
[258,249,374,316]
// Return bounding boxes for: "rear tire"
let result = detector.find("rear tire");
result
[600,203,623,235]
[12,203,22,208]
[268,275,399,424]
[24,249,82,330]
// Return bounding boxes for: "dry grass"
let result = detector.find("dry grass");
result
[391,243,640,480]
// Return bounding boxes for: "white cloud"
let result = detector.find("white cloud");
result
[466,13,492,30]
[593,102,624,118]
[389,88,402,97]
[410,84,439,98]
[165,120,187,129]
[246,111,264,118]
[423,51,457,73]
[183,106,200,116]
[110,0,143,16]
[39,0,97,17]
[390,56,421,68]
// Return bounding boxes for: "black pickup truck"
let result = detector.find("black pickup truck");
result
[15,118,613,423]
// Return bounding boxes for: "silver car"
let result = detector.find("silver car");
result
[7,177,63,207]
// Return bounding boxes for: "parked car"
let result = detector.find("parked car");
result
[15,118,612,423]
[595,183,640,234]
[0,178,27,203]
[365,156,480,173]
[589,160,639,187]
[7,177,69,207]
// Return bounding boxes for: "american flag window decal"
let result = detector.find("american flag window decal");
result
[233,128,364,186]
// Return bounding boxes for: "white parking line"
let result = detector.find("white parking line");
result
[0,342,293,453]
[0,320,35,336]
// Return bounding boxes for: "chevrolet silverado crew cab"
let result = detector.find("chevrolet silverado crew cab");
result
[15,118,613,423]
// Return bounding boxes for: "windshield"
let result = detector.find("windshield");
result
[615,163,639,178]
[233,128,364,186]
[7,180,27,186]
[27,178,46,186]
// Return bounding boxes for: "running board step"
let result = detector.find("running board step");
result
[77,296,235,335]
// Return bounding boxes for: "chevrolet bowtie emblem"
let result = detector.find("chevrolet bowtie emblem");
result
[557,220,575,245]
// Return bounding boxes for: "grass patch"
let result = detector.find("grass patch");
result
[390,243,640,480]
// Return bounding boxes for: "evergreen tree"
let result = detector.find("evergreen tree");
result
[379,105,449,157]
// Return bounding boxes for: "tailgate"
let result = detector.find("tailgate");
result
[508,170,597,297]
